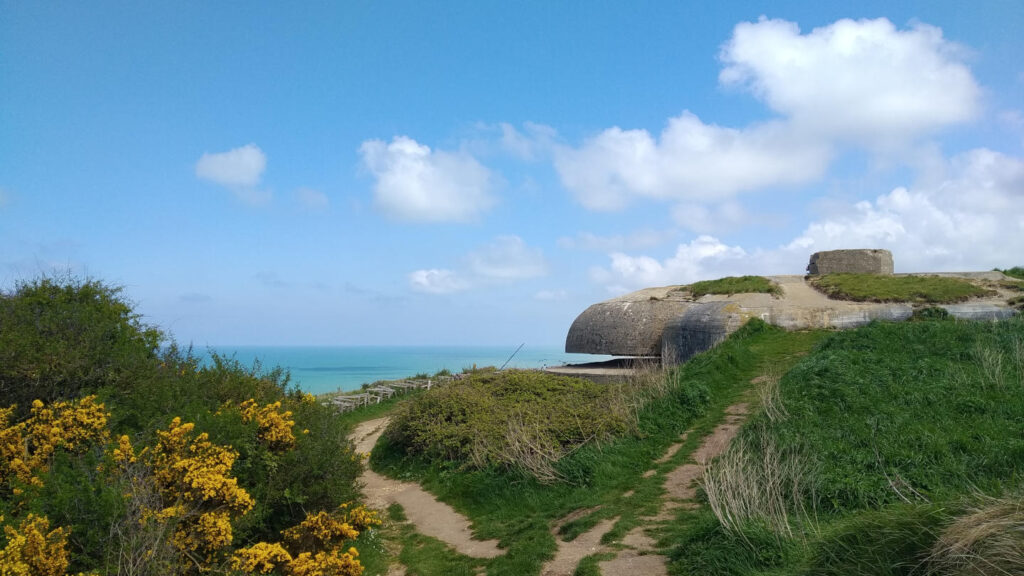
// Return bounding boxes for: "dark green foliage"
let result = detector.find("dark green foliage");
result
[37,450,128,572]
[809,273,993,303]
[0,276,162,414]
[684,276,782,298]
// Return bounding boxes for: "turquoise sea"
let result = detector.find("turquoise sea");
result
[199,346,611,394]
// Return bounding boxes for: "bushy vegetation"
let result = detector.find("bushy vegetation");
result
[1000,266,1024,281]
[809,273,994,303]
[383,370,634,483]
[0,277,376,575]
[0,276,162,415]
[683,275,782,298]
[681,316,1024,575]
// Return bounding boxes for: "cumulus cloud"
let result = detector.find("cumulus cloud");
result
[196,144,267,187]
[408,235,547,293]
[554,113,829,210]
[408,269,471,294]
[593,235,750,292]
[787,148,1024,271]
[360,136,496,222]
[590,148,1024,292]
[554,17,980,212]
[294,187,329,210]
[720,17,980,145]
[195,144,269,204]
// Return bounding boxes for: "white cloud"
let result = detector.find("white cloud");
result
[408,235,547,294]
[294,187,329,210]
[499,122,558,161]
[590,149,1024,292]
[787,148,1024,271]
[467,235,547,280]
[595,235,749,291]
[720,17,980,145]
[195,144,266,187]
[554,113,830,210]
[359,136,496,222]
[408,269,470,294]
[554,17,981,212]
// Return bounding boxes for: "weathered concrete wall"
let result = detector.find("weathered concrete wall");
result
[661,302,746,365]
[807,249,894,275]
[564,286,689,356]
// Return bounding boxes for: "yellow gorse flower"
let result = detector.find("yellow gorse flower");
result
[1,396,109,491]
[0,514,72,576]
[230,542,293,573]
[239,399,297,452]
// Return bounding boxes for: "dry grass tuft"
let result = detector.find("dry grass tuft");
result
[927,494,1024,576]
[756,368,787,423]
[702,429,812,544]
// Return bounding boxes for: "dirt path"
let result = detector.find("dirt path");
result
[350,418,503,559]
[591,401,753,576]
[540,516,618,576]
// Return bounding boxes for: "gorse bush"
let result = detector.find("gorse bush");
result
[383,370,632,482]
[0,276,371,575]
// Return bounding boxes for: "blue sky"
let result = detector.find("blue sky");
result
[2,1,1023,346]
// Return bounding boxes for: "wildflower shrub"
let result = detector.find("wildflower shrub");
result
[0,276,370,574]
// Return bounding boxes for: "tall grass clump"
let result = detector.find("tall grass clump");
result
[928,493,1024,575]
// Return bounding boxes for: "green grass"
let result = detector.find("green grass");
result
[683,275,782,298]
[808,273,994,303]
[368,320,827,576]
[669,316,1024,575]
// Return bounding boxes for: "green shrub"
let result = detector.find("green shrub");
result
[0,276,162,414]
[808,273,993,303]
[383,370,631,481]
[683,275,782,298]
